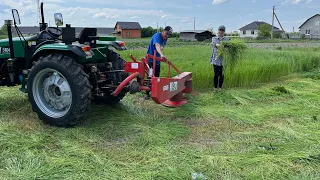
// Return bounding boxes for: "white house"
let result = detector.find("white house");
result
[239,21,282,38]
[299,14,320,39]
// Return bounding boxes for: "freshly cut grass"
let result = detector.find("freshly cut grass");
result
[119,46,320,90]
[218,39,248,68]
[1,72,319,179]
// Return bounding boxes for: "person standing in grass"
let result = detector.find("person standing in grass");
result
[144,26,173,100]
[210,25,229,91]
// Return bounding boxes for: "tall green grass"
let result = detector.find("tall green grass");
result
[119,46,320,90]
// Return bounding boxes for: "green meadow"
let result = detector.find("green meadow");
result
[0,45,319,179]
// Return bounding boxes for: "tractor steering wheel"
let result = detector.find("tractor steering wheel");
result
[46,27,62,39]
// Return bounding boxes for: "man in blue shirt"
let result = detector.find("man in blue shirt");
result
[145,26,173,99]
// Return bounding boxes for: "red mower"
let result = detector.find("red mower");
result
[112,50,193,108]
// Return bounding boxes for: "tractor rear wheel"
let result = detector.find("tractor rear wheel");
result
[95,51,129,104]
[27,53,92,127]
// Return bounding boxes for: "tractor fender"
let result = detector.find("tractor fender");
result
[29,44,92,68]
[107,42,127,51]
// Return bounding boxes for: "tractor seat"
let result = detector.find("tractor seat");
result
[78,28,99,47]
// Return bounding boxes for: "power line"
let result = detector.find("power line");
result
[277,11,296,19]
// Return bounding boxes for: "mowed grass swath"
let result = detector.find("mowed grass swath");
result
[119,46,320,90]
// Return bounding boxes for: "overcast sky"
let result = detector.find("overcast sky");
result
[0,0,319,33]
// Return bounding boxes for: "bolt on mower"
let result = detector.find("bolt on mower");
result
[0,3,192,127]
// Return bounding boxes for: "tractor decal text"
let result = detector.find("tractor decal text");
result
[163,85,169,91]
[170,82,178,92]
[131,63,139,69]
[0,47,10,54]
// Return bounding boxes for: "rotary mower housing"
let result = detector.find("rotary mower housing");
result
[0,3,192,127]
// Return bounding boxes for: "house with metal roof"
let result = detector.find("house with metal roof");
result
[113,22,142,38]
[299,14,320,39]
[239,21,283,38]
[180,30,213,41]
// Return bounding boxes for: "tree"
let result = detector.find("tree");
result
[258,23,271,38]
[141,26,157,38]
[141,26,180,38]
[0,25,8,35]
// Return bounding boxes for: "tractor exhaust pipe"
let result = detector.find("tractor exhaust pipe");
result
[41,2,45,24]
[4,20,16,84]
[39,2,47,31]
[4,20,14,59]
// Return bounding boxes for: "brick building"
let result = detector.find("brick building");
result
[113,22,142,38]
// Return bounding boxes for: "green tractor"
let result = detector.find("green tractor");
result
[0,3,132,127]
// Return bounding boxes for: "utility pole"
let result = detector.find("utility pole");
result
[37,0,40,25]
[271,6,275,39]
[165,22,166,27]
[194,17,196,30]
[157,22,159,32]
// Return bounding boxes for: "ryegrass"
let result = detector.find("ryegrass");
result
[119,46,320,90]
[0,71,319,179]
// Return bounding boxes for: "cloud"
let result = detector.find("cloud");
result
[180,19,190,23]
[130,16,139,20]
[161,15,168,19]
[212,0,231,4]
[163,2,190,9]
[72,0,154,8]
[0,0,172,28]
[282,0,313,4]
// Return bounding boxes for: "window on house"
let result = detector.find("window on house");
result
[243,31,246,35]
[251,30,255,35]
[306,30,311,35]
[316,21,320,26]
[126,32,130,36]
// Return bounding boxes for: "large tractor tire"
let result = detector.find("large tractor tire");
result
[27,53,92,127]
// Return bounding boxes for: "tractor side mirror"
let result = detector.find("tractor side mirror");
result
[12,9,21,25]
[54,13,63,26]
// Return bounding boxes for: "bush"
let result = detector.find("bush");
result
[273,32,282,39]
[256,36,268,40]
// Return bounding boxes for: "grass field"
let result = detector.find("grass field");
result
[119,46,320,90]
[0,45,320,179]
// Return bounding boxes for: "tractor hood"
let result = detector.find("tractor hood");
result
[0,35,37,45]
[0,36,37,58]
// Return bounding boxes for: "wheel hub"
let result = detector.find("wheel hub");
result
[32,68,72,118]
[43,72,72,111]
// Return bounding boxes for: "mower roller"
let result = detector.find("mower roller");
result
[0,3,192,127]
